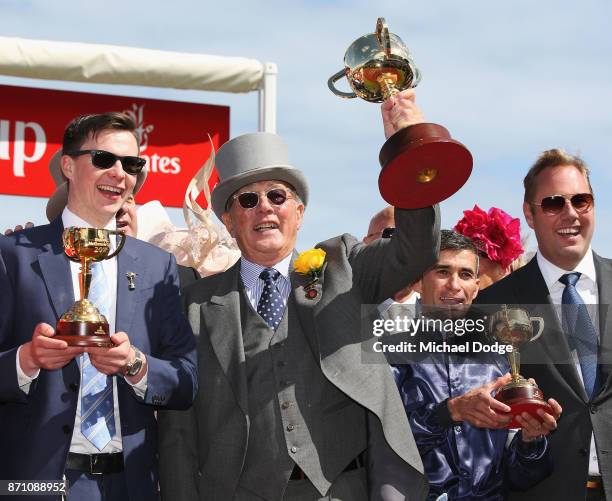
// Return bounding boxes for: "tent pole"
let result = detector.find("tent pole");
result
[258,62,277,133]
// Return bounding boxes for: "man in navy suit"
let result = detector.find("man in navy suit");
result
[477,149,612,500]
[0,112,197,501]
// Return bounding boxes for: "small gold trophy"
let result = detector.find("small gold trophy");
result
[488,305,552,428]
[328,18,472,208]
[54,227,125,347]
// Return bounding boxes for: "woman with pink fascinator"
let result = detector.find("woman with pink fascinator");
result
[454,205,525,289]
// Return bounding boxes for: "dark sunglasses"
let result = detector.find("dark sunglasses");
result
[531,193,594,215]
[230,188,293,210]
[66,149,146,175]
[381,227,395,239]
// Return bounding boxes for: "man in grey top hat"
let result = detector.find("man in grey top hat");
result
[158,89,440,501]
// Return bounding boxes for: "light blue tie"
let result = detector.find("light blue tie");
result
[559,272,601,399]
[80,262,116,450]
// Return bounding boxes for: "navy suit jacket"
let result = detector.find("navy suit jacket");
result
[476,254,612,501]
[0,218,197,501]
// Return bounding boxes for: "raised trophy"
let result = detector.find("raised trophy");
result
[488,305,552,428]
[328,18,473,208]
[54,227,125,347]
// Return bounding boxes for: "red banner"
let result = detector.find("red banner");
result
[0,84,229,207]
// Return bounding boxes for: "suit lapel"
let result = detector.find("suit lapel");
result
[37,219,74,320]
[290,256,326,358]
[116,238,140,334]
[203,263,249,415]
[593,253,612,400]
[517,259,587,401]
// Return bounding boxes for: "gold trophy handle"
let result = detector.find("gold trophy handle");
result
[530,316,545,342]
[62,227,81,262]
[327,69,358,99]
[375,18,392,58]
[104,230,127,260]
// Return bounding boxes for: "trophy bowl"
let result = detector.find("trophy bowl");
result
[54,227,125,347]
[328,18,472,209]
[488,306,553,428]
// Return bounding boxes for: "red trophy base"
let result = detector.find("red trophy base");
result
[495,384,553,429]
[55,320,113,347]
[378,123,473,209]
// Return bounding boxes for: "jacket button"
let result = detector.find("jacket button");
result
[69,383,79,392]
[290,446,297,453]
[62,425,72,434]
[281,401,291,410]
[287,424,295,431]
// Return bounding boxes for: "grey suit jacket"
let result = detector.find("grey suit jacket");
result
[476,253,612,500]
[158,206,440,501]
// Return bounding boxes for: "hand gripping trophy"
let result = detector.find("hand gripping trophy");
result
[54,227,125,347]
[488,305,553,428]
[328,18,473,208]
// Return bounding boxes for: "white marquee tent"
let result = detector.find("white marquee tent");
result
[0,36,277,132]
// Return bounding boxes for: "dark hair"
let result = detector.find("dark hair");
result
[523,148,593,207]
[440,229,479,274]
[440,229,477,253]
[62,112,138,153]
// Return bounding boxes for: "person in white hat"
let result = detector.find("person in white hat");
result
[0,112,197,501]
[159,89,440,501]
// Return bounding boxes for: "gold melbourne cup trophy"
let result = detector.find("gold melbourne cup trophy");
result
[328,18,473,208]
[54,227,125,347]
[488,305,553,428]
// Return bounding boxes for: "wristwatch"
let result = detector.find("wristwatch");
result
[124,347,143,377]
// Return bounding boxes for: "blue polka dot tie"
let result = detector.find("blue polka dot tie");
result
[559,272,601,399]
[257,268,284,330]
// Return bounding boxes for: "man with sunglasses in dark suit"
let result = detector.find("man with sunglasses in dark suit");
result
[0,112,197,501]
[476,149,611,500]
[158,89,438,500]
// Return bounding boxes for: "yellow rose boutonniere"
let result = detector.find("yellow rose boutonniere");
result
[294,248,326,277]
[294,248,326,299]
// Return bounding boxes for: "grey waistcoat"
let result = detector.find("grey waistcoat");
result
[237,289,367,499]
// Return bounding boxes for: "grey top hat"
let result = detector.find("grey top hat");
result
[45,149,148,221]
[211,132,309,220]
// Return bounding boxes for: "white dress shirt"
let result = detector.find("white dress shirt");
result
[17,208,147,454]
[536,249,600,476]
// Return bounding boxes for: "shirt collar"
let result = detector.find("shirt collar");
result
[536,247,596,290]
[62,207,117,231]
[240,253,293,289]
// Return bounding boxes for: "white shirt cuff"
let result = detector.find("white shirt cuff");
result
[16,345,40,394]
[124,369,148,399]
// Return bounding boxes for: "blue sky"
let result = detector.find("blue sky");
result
[1,0,611,254]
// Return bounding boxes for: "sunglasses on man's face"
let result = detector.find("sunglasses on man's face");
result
[230,188,293,210]
[66,149,146,175]
[531,193,594,215]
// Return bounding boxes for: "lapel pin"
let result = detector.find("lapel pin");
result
[126,272,137,291]
[303,278,321,300]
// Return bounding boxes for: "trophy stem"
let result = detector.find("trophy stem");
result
[377,73,399,100]
[79,257,93,301]
[508,349,521,382]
